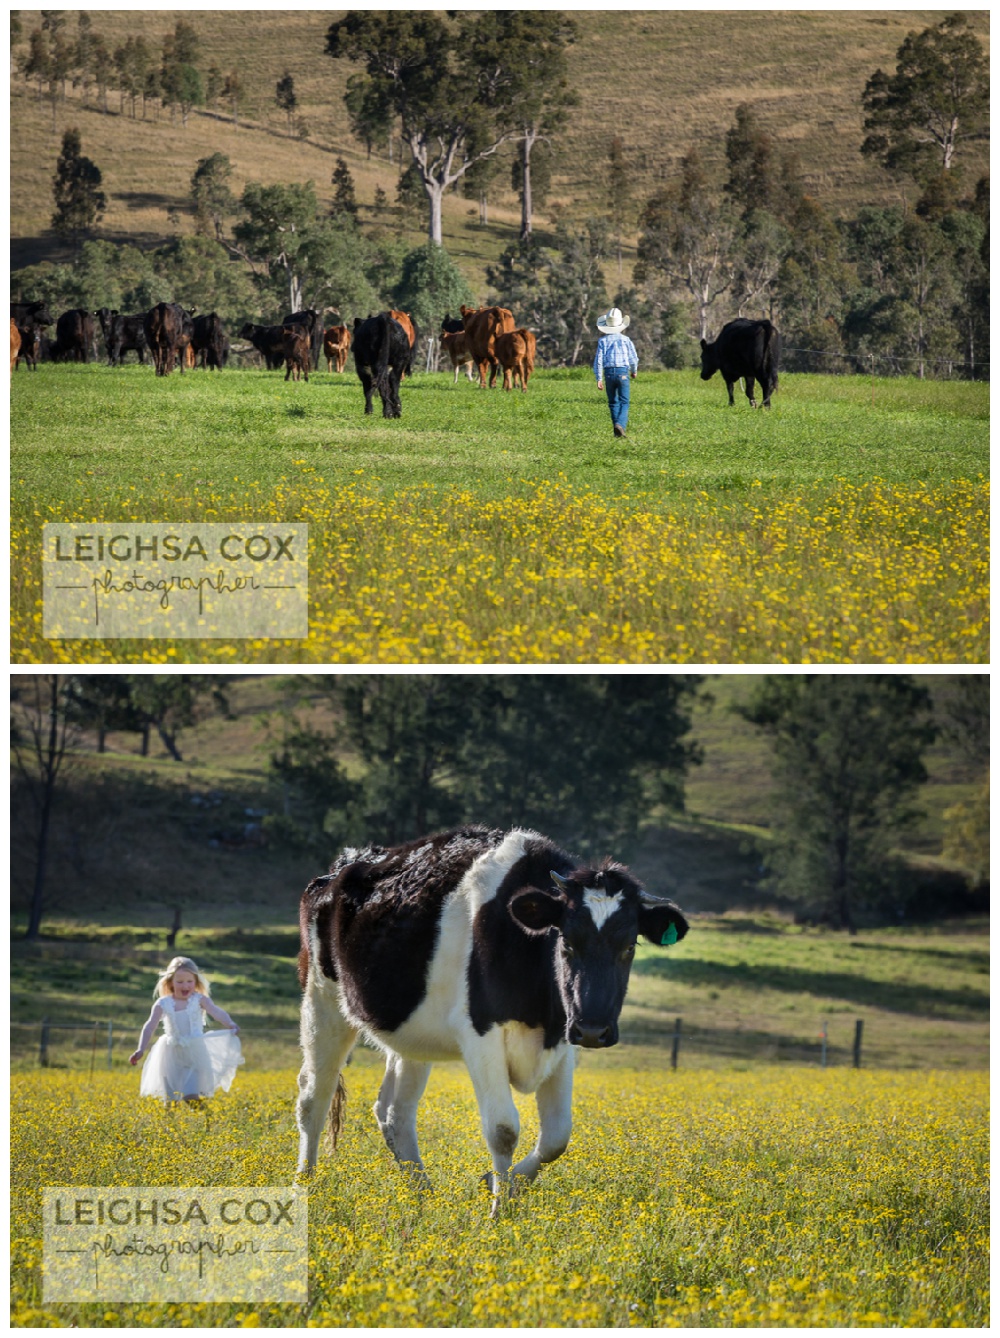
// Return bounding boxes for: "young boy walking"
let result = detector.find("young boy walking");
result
[593,307,638,438]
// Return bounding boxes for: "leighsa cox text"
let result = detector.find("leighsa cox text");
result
[42,524,308,639]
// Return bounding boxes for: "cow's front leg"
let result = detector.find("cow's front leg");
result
[725,379,736,405]
[509,1046,575,1194]
[462,1029,520,1215]
[373,1054,432,1185]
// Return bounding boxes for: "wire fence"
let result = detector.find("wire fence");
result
[12,1015,870,1074]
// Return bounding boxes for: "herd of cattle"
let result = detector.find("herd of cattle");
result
[10,298,781,415]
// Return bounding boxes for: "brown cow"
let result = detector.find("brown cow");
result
[518,328,537,388]
[440,329,476,383]
[496,330,531,392]
[10,319,21,372]
[388,310,417,376]
[460,304,516,388]
[323,325,352,373]
[283,327,311,382]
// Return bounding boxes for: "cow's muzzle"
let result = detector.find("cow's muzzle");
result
[569,1022,618,1049]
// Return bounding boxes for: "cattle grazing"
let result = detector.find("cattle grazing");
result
[387,309,417,376]
[10,319,21,372]
[461,304,516,388]
[351,312,411,418]
[440,329,476,383]
[239,323,287,371]
[495,328,534,392]
[192,312,227,370]
[240,322,283,370]
[11,300,53,371]
[700,317,782,409]
[283,308,332,370]
[144,302,196,376]
[295,825,688,1214]
[96,308,148,366]
[50,308,96,363]
[323,324,352,373]
[283,326,311,382]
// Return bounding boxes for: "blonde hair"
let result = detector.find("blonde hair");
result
[154,956,212,1001]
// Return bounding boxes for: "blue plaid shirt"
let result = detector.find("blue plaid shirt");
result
[593,333,638,383]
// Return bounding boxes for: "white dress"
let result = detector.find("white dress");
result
[139,994,244,1101]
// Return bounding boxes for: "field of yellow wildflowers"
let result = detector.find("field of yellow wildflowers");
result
[11,1062,988,1327]
[10,367,989,664]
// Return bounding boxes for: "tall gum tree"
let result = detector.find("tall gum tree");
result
[325,12,576,246]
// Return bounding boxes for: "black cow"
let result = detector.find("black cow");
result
[239,322,287,371]
[295,825,688,1214]
[192,312,227,370]
[96,309,148,366]
[440,313,465,335]
[144,302,195,376]
[50,308,96,363]
[283,308,331,370]
[700,317,782,409]
[351,312,410,418]
[15,325,42,371]
[11,301,53,371]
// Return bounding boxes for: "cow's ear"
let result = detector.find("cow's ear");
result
[637,896,689,947]
[509,888,568,935]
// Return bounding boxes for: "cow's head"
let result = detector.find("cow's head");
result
[699,337,719,381]
[508,864,688,1048]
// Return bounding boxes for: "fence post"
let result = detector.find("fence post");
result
[821,1019,828,1068]
[853,1019,864,1069]
[39,1017,50,1068]
[107,1021,114,1070]
[671,1017,682,1070]
[90,1020,99,1077]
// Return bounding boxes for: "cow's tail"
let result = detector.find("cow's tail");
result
[763,322,781,396]
[326,1073,347,1153]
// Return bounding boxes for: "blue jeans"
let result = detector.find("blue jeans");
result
[603,368,631,431]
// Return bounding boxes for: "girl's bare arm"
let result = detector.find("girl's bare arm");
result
[129,1002,163,1064]
[200,995,240,1031]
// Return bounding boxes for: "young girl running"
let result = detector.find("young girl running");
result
[129,956,244,1105]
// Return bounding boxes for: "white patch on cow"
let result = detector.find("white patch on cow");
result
[466,828,537,913]
[359,829,538,1064]
[502,1024,565,1094]
[583,887,623,930]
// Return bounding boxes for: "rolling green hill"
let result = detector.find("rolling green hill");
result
[10,10,990,286]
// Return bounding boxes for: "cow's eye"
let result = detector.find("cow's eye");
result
[621,944,636,962]
[563,942,576,959]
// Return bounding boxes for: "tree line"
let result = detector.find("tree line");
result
[11,12,989,374]
[12,675,988,941]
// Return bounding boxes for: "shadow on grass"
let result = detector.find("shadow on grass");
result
[636,955,988,1019]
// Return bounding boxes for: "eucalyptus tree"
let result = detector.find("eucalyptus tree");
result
[325,11,577,246]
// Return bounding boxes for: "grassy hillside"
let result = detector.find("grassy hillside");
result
[10,10,990,284]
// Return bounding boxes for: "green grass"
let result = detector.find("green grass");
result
[12,908,988,1073]
[10,367,989,664]
[10,364,989,499]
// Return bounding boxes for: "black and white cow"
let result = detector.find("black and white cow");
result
[296,825,688,1212]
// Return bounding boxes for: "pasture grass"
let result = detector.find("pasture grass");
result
[10,1066,989,1326]
[11,913,988,1073]
[10,367,989,664]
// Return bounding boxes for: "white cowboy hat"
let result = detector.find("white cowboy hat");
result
[597,307,630,334]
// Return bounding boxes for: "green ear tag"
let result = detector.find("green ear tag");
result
[661,924,679,946]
